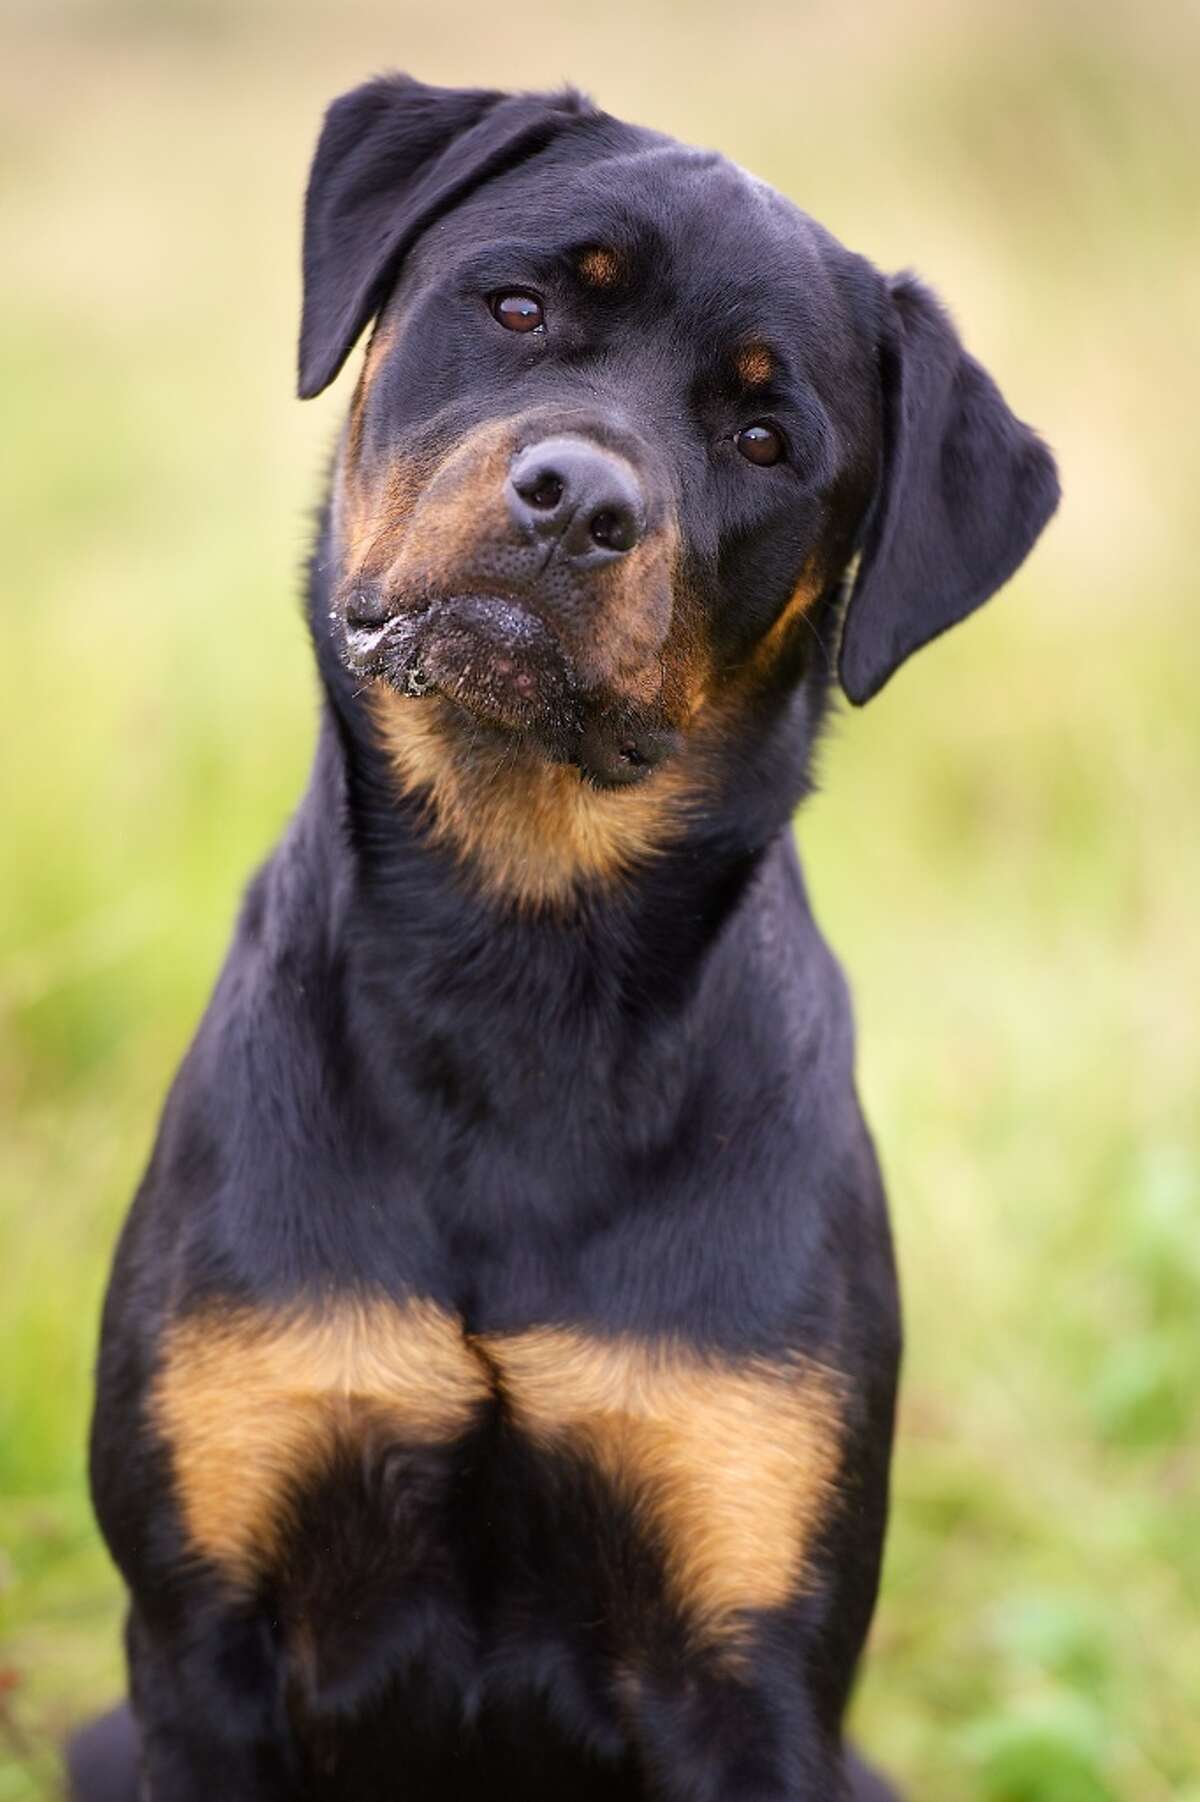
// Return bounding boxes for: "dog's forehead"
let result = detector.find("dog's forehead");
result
[584,148,835,290]
[424,130,852,350]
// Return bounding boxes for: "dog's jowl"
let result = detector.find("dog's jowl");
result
[75,72,1058,1802]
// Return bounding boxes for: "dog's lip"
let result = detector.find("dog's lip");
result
[342,592,576,721]
[341,600,431,674]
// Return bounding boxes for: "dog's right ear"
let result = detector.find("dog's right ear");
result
[838,275,1059,704]
[299,74,591,400]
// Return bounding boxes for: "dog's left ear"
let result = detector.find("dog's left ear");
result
[838,274,1059,705]
[299,74,591,400]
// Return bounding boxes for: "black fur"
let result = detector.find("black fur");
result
[838,273,1059,703]
[74,73,1058,1802]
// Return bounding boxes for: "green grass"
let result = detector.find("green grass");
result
[1,1,1198,1795]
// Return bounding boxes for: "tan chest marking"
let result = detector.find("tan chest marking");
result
[154,1306,844,1658]
[152,1299,490,1586]
[485,1328,845,1655]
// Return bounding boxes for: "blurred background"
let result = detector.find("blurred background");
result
[1,0,1198,1795]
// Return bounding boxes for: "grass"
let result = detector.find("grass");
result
[1,1,1198,1795]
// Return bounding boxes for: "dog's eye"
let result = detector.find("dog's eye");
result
[491,293,545,333]
[734,422,786,467]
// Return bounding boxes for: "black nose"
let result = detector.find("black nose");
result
[507,438,645,565]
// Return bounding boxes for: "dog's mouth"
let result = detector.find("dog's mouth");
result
[345,592,568,727]
[340,592,675,788]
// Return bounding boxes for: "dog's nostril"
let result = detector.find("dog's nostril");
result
[517,469,565,512]
[587,507,638,553]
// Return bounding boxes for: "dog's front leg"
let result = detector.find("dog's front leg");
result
[125,1599,296,1802]
[626,1652,851,1802]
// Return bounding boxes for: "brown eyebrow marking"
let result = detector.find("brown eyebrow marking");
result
[577,246,625,288]
[735,341,775,387]
[152,1298,492,1586]
[485,1326,845,1660]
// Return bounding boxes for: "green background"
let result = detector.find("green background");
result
[2,0,1198,1795]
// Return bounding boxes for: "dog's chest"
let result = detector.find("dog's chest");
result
[153,1296,844,1652]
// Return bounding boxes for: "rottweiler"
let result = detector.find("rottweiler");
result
[71,74,1058,1802]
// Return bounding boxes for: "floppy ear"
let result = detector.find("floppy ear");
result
[838,273,1059,705]
[299,74,591,400]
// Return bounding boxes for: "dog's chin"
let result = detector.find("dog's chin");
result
[342,593,678,789]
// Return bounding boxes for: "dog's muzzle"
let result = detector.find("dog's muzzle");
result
[337,423,678,785]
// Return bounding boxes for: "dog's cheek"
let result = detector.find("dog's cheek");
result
[644,564,715,728]
[371,423,520,597]
[679,559,826,731]
[336,323,414,574]
[335,454,430,583]
[736,559,827,688]
[567,522,681,702]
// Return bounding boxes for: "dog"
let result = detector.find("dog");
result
[72,73,1058,1802]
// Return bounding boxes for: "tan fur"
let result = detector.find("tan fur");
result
[577,246,625,288]
[338,416,680,704]
[486,1327,845,1656]
[679,565,823,726]
[735,342,775,387]
[740,564,824,680]
[573,520,680,698]
[336,454,428,577]
[367,426,515,582]
[359,551,820,908]
[154,1301,841,1655]
[337,320,407,561]
[346,319,397,459]
[152,1298,490,1585]
[371,691,698,909]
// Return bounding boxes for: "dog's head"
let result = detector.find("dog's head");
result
[300,76,1058,898]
